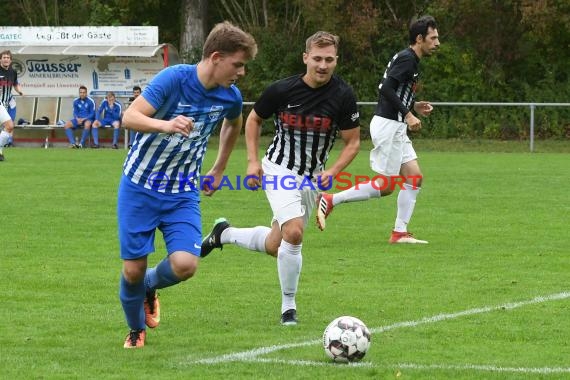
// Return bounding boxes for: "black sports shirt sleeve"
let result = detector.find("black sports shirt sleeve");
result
[379,76,410,117]
[375,49,418,121]
[338,86,360,130]
[253,81,281,120]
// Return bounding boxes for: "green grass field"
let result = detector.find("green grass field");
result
[1,140,569,379]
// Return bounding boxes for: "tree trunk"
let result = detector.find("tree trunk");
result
[180,0,208,63]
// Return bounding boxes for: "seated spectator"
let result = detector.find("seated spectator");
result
[128,85,141,148]
[64,85,96,148]
[92,91,123,149]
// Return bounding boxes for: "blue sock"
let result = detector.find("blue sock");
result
[65,129,75,144]
[113,128,120,145]
[80,129,90,145]
[119,274,146,330]
[145,258,180,291]
[92,128,99,145]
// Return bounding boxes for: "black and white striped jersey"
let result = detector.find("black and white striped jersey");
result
[0,66,18,108]
[375,48,420,122]
[254,74,359,179]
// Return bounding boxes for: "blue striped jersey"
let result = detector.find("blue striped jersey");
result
[122,64,243,194]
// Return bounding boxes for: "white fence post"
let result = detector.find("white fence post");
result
[529,104,535,153]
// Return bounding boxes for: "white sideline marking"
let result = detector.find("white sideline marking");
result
[193,291,570,369]
[396,363,570,374]
[235,358,570,375]
[240,357,373,368]
[373,291,570,334]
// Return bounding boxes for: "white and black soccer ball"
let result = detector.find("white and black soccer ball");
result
[323,316,371,363]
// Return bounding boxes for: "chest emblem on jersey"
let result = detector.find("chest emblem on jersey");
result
[208,105,224,121]
[279,112,332,132]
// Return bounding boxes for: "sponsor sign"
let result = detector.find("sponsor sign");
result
[13,54,164,96]
[0,26,158,46]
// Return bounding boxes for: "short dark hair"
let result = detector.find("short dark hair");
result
[133,85,142,92]
[409,15,437,45]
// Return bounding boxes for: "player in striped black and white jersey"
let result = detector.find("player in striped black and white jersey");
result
[317,16,440,244]
[201,31,361,325]
[117,21,257,348]
[0,103,14,161]
[0,50,22,156]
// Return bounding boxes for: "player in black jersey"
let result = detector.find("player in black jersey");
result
[317,15,440,244]
[0,104,14,161]
[201,31,360,325]
[0,50,22,158]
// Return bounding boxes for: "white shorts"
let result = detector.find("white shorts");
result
[0,104,11,124]
[262,157,317,228]
[369,115,417,176]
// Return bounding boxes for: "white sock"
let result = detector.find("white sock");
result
[394,183,420,232]
[277,240,302,313]
[333,180,381,206]
[0,130,10,152]
[221,226,271,253]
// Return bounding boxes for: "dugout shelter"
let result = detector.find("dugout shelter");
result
[0,26,179,146]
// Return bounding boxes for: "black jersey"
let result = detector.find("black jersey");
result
[375,48,420,122]
[254,74,359,178]
[0,66,18,108]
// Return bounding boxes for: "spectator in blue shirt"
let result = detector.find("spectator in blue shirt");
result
[92,91,122,149]
[64,85,96,148]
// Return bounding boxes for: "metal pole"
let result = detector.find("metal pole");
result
[529,104,535,152]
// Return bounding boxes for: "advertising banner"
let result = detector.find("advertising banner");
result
[0,26,158,46]
[13,54,164,96]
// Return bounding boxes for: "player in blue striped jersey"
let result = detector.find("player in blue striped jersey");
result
[118,21,257,348]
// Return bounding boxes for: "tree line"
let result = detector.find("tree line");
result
[3,0,569,139]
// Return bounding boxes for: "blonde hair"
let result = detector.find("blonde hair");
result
[305,31,340,53]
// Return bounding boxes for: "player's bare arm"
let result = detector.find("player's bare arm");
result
[414,101,433,116]
[404,111,422,131]
[244,109,264,189]
[203,114,243,196]
[319,127,360,189]
[123,95,194,136]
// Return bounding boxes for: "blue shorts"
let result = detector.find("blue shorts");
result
[70,118,94,128]
[117,175,202,260]
[98,119,120,127]
[7,105,16,121]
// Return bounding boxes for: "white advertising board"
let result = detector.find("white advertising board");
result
[0,26,158,46]
[13,54,165,96]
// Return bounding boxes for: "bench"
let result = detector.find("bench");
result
[13,96,131,148]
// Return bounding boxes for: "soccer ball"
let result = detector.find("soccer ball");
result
[323,316,371,363]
